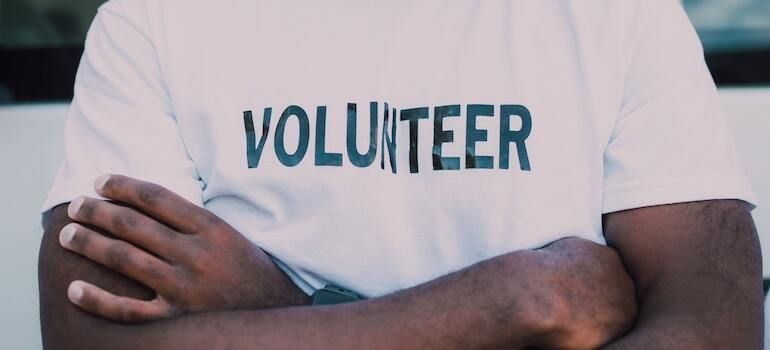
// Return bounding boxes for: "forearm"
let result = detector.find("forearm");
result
[603,270,764,350]
[604,275,763,350]
[41,204,542,349]
[84,252,539,350]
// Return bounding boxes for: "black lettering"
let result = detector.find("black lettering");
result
[346,102,378,168]
[243,109,272,169]
[381,103,397,174]
[433,105,461,170]
[275,105,310,167]
[400,107,429,174]
[315,106,343,166]
[466,104,494,169]
[499,104,532,171]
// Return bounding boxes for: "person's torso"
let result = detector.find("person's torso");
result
[147,0,631,296]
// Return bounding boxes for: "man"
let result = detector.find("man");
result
[38,0,763,349]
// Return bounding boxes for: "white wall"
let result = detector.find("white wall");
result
[0,103,66,350]
[0,88,768,349]
[721,88,770,266]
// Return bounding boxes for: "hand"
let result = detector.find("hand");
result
[59,174,309,323]
[523,237,638,350]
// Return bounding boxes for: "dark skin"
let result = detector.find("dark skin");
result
[40,175,635,350]
[38,175,762,349]
[603,200,764,349]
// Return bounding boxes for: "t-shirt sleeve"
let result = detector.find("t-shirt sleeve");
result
[42,1,203,213]
[602,0,757,214]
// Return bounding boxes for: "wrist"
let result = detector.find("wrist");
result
[422,250,558,349]
[248,248,311,308]
[495,250,560,348]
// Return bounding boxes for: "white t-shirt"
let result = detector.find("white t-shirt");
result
[44,0,756,297]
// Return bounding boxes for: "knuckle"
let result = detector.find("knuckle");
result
[203,212,222,228]
[111,210,139,231]
[188,253,208,274]
[154,227,179,247]
[144,260,169,282]
[191,211,223,234]
[179,239,205,264]
[106,242,133,270]
[161,226,178,241]
[137,184,166,206]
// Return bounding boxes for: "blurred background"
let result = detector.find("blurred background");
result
[0,0,769,349]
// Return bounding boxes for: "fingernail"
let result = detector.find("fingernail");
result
[59,224,78,248]
[94,174,110,194]
[68,281,85,302]
[68,196,85,219]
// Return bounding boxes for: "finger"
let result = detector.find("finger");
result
[93,174,218,234]
[68,196,183,260]
[60,223,174,291]
[68,280,172,323]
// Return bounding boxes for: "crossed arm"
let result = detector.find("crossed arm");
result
[603,200,763,349]
[38,175,763,349]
